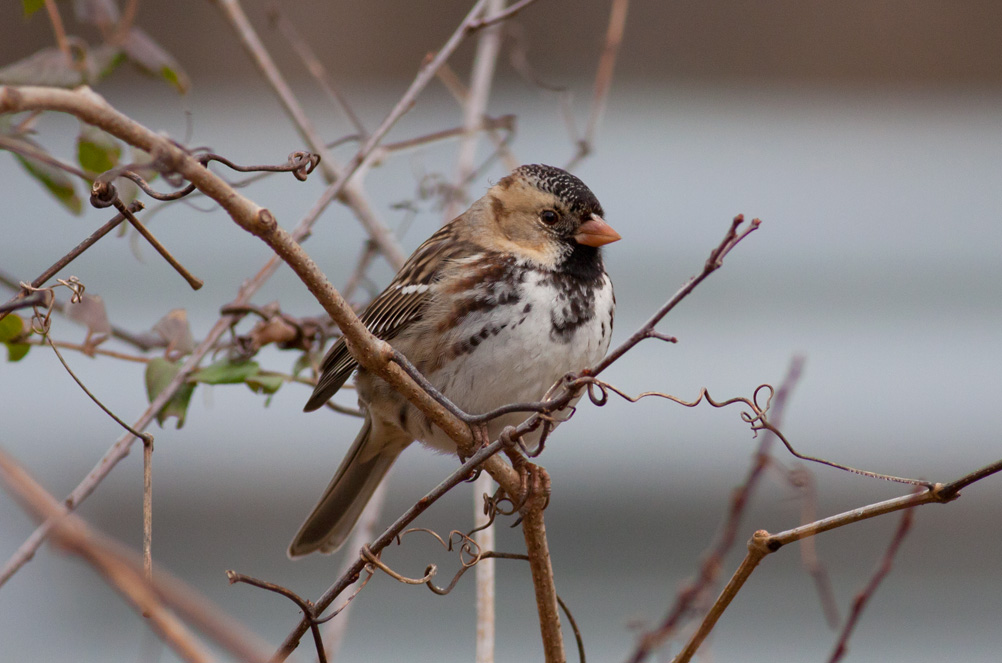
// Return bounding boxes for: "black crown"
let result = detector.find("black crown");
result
[515,164,604,218]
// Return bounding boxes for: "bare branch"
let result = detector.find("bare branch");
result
[594,215,760,375]
[0,202,141,320]
[114,199,204,290]
[320,482,387,660]
[0,133,90,179]
[143,437,153,586]
[566,0,630,171]
[266,2,368,138]
[44,334,154,446]
[468,0,542,30]
[42,0,72,60]
[626,356,806,660]
[669,456,1002,663]
[0,447,271,663]
[445,0,509,221]
[828,496,917,663]
[227,572,328,663]
[302,0,537,229]
[214,0,408,268]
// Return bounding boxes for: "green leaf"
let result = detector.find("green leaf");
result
[1,314,31,362]
[190,359,260,385]
[14,153,83,214]
[22,0,45,19]
[121,27,190,94]
[246,373,284,395]
[84,43,126,85]
[145,357,195,428]
[0,314,24,343]
[7,342,30,362]
[77,124,121,175]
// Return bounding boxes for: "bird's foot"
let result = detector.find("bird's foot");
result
[505,450,551,516]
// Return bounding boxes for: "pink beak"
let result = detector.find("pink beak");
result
[574,215,621,247]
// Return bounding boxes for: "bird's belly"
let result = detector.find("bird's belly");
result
[417,279,614,451]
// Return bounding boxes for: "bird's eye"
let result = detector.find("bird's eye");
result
[539,209,560,225]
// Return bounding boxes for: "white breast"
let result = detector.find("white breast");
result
[420,270,615,451]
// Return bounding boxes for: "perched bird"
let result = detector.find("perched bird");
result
[289,164,619,558]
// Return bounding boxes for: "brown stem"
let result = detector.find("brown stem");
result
[266,2,368,138]
[116,200,204,289]
[0,448,271,663]
[214,0,407,269]
[522,508,564,662]
[0,202,140,322]
[143,437,153,582]
[43,0,71,59]
[828,501,916,663]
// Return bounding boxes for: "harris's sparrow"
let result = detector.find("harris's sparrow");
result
[289,164,619,558]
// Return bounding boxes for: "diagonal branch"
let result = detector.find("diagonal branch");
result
[0,447,271,663]
[215,0,407,268]
[667,457,1002,663]
[297,0,544,229]
[0,83,554,656]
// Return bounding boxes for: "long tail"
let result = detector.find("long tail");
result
[288,416,409,558]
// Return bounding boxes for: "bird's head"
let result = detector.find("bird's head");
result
[480,164,621,269]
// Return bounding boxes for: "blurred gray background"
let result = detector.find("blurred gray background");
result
[1,2,1001,662]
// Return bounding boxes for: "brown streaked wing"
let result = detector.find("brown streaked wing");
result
[303,220,477,412]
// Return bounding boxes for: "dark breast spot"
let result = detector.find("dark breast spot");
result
[438,256,523,332]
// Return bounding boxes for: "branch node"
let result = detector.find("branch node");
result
[89,180,119,208]
[256,208,278,233]
[749,529,778,555]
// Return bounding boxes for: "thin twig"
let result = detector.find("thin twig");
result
[565,0,629,171]
[22,337,151,363]
[0,133,90,179]
[266,2,368,138]
[827,496,917,663]
[0,290,50,315]
[0,447,272,663]
[321,482,388,661]
[115,200,204,290]
[340,240,379,302]
[794,466,840,628]
[668,457,1002,663]
[214,0,407,269]
[302,0,504,225]
[43,0,72,60]
[556,593,586,663]
[0,203,141,321]
[446,0,507,221]
[468,0,541,29]
[44,335,154,447]
[113,0,140,43]
[626,356,806,660]
[594,215,760,375]
[226,572,327,663]
[143,437,153,585]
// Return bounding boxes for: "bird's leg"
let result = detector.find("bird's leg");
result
[458,421,492,464]
[458,421,493,484]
